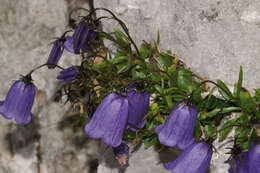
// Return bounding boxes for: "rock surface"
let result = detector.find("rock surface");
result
[1,0,260,173]
[95,0,260,90]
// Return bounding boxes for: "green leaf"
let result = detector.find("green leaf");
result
[239,88,255,113]
[98,32,117,43]
[92,61,108,70]
[177,68,193,92]
[156,30,160,45]
[117,62,134,73]
[157,54,172,69]
[194,120,202,138]
[143,135,158,148]
[113,28,130,43]
[236,66,243,98]
[219,119,237,141]
[165,95,173,108]
[216,80,233,99]
[200,107,241,120]
[139,44,151,59]
[204,124,216,138]
[255,89,260,102]
[111,56,127,64]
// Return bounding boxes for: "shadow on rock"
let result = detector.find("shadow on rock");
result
[4,119,41,158]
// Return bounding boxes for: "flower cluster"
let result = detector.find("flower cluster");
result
[84,87,150,147]
[0,7,259,173]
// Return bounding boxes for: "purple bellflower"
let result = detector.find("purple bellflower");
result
[231,143,260,173]
[64,36,80,54]
[57,66,79,82]
[0,76,36,125]
[47,39,64,69]
[228,155,244,173]
[65,22,97,54]
[127,89,149,131]
[164,142,212,173]
[155,99,198,150]
[72,20,94,53]
[113,142,130,167]
[81,30,97,53]
[84,93,129,147]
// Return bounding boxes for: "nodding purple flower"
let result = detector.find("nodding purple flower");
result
[127,89,149,131]
[64,36,80,54]
[164,142,212,173]
[81,30,97,53]
[155,99,198,150]
[113,142,130,167]
[72,20,97,53]
[230,143,260,173]
[57,66,79,82]
[228,155,244,173]
[47,39,64,69]
[84,93,129,147]
[0,77,36,125]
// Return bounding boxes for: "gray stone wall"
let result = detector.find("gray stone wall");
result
[0,0,260,173]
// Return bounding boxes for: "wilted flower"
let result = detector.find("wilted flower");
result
[230,143,260,173]
[127,89,149,131]
[47,39,64,69]
[113,142,130,167]
[155,99,198,149]
[164,142,212,173]
[57,66,79,82]
[84,93,129,147]
[0,76,36,125]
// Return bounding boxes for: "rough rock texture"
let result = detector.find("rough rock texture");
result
[94,0,260,173]
[1,0,260,173]
[0,0,99,173]
[95,0,260,90]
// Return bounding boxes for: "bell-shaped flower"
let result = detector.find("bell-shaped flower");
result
[72,21,91,53]
[127,89,149,131]
[155,99,198,149]
[84,93,129,147]
[113,142,130,167]
[230,143,260,173]
[81,30,97,53]
[0,78,36,125]
[47,39,64,69]
[57,66,79,82]
[71,21,97,53]
[64,36,80,54]
[164,142,212,173]
[228,155,244,173]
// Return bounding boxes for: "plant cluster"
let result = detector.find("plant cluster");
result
[0,8,260,173]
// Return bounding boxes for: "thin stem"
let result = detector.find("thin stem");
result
[28,63,65,75]
[89,8,140,56]
[191,80,233,101]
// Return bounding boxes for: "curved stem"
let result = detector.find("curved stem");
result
[191,80,233,101]
[28,63,65,75]
[89,8,140,56]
